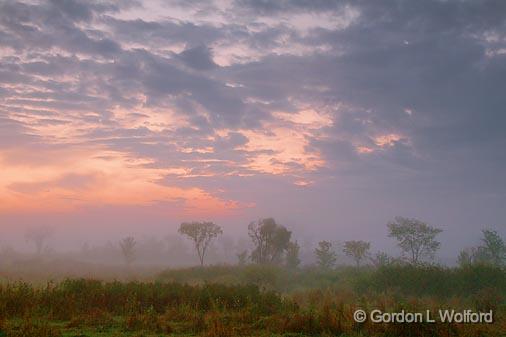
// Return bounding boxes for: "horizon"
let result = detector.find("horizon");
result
[1,0,505,262]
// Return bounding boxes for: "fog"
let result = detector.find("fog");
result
[1,193,504,275]
[1,0,506,278]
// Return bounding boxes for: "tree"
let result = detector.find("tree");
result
[343,240,370,267]
[178,221,223,266]
[25,226,54,255]
[480,229,506,266]
[460,230,506,267]
[285,241,301,269]
[387,217,442,265]
[237,250,248,266]
[370,251,392,267]
[314,241,337,270]
[248,218,292,264]
[457,247,479,267]
[219,235,235,262]
[119,236,136,266]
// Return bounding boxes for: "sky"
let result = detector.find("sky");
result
[0,0,505,257]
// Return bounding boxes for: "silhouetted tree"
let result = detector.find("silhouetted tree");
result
[343,240,370,267]
[25,226,54,255]
[119,236,136,266]
[387,217,442,264]
[315,241,337,270]
[178,221,223,266]
[480,229,505,266]
[248,218,291,264]
[285,241,301,269]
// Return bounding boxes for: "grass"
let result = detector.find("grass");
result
[0,264,504,336]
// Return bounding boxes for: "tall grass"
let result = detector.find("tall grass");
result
[0,280,282,319]
[158,263,506,298]
[0,264,504,336]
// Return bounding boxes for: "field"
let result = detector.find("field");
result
[0,264,504,337]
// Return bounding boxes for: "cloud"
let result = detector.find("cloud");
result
[177,45,218,70]
[0,0,505,246]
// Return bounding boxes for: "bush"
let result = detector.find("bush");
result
[5,319,61,337]
[356,264,506,298]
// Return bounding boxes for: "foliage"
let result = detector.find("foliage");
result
[343,240,370,267]
[387,216,442,264]
[314,241,337,270]
[285,241,301,269]
[179,221,223,266]
[457,247,479,267]
[480,229,506,266]
[458,230,505,267]
[236,250,248,266]
[355,263,506,299]
[248,218,292,264]
[0,264,504,336]
[369,251,393,267]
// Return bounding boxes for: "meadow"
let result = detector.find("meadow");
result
[0,264,504,337]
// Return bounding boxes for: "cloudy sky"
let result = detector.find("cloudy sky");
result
[0,0,505,255]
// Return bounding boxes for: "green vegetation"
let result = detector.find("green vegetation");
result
[1,218,504,336]
[0,264,504,337]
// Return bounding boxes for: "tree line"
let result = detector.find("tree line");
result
[116,216,505,269]
[19,217,504,269]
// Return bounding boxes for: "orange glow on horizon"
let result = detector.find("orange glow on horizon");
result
[0,146,245,216]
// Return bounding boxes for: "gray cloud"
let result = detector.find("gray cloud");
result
[1,0,505,254]
[177,45,218,70]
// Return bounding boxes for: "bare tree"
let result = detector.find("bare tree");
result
[178,221,223,266]
[387,217,442,264]
[343,240,370,267]
[119,236,136,266]
[315,241,337,270]
[25,226,54,255]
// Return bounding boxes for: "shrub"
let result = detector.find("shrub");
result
[5,318,61,337]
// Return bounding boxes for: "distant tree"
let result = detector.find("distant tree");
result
[25,226,54,255]
[387,217,442,264]
[285,241,301,269]
[480,229,506,266]
[237,250,248,266]
[178,221,223,266]
[315,241,337,270]
[119,236,136,266]
[457,247,479,267]
[248,218,291,264]
[165,234,190,259]
[219,236,235,261]
[343,240,370,267]
[81,242,91,257]
[460,230,506,267]
[370,251,392,267]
